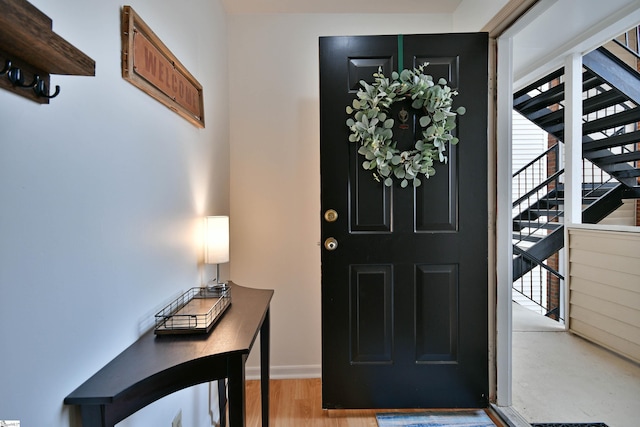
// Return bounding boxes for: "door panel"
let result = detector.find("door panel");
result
[410,53,459,232]
[350,161,392,232]
[348,57,394,91]
[415,263,458,362]
[348,55,394,233]
[350,264,393,363]
[320,33,488,409]
[414,56,459,86]
[415,147,458,231]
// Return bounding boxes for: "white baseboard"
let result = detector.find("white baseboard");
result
[245,364,321,380]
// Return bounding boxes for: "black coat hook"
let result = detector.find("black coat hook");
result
[2,59,62,101]
[0,59,10,75]
[34,79,60,99]
[7,67,39,88]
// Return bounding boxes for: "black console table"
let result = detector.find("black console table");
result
[64,282,273,427]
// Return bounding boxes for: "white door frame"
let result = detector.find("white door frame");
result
[494,0,640,407]
[495,0,559,405]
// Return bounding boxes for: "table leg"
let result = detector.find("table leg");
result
[218,379,227,427]
[80,404,110,427]
[227,355,247,427]
[260,309,270,427]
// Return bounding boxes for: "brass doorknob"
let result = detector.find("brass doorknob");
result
[324,237,338,251]
[324,209,338,222]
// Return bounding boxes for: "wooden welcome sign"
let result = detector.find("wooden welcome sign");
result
[121,6,204,128]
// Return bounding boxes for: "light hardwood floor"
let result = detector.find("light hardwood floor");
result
[244,378,504,427]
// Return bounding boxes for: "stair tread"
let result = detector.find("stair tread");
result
[513,70,603,113]
[514,85,566,113]
[588,150,640,165]
[583,108,640,135]
[513,68,565,101]
[583,89,629,114]
[512,233,544,243]
[616,169,640,178]
[513,221,563,230]
[583,129,640,151]
[529,90,628,127]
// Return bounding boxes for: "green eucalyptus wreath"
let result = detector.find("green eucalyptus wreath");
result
[346,63,466,188]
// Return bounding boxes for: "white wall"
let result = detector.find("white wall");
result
[0,0,229,426]
[453,0,509,31]
[227,13,458,377]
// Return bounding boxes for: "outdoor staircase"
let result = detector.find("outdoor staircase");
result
[512,43,640,285]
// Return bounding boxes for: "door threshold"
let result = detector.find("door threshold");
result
[325,406,527,427]
[491,404,531,427]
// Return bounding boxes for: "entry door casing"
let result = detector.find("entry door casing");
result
[320,33,489,409]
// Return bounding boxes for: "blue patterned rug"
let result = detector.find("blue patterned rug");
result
[376,410,496,427]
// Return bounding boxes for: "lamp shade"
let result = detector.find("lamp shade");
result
[204,216,229,264]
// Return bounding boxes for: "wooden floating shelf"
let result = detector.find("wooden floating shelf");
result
[0,0,95,103]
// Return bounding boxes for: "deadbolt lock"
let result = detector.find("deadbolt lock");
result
[324,209,338,222]
[324,237,338,251]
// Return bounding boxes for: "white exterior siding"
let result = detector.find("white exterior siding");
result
[568,227,640,364]
[599,199,637,227]
[512,110,548,175]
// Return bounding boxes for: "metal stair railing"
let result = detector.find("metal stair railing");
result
[513,143,561,204]
[512,142,565,319]
[512,169,564,241]
[512,143,564,248]
[513,245,565,320]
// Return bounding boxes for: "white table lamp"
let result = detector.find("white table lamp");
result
[204,215,229,288]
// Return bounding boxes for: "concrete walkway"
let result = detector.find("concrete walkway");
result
[511,303,640,427]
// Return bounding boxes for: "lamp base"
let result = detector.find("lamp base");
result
[206,263,227,291]
[206,280,228,291]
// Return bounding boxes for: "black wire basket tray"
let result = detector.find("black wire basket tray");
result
[154,285,231,335]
